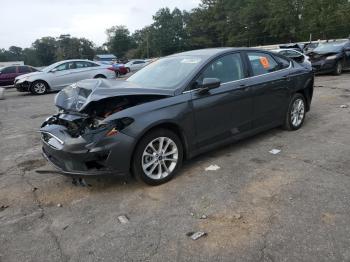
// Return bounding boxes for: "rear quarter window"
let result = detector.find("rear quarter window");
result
[247,52,280,76]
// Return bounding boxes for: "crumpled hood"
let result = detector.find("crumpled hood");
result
[15,71,43,81]
[55,79,174,112]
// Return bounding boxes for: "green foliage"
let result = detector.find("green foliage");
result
[105,25,135,58]
[1,0,350,65]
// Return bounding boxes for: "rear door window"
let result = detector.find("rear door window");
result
[18,66,31,73]
[1,66,17,74]
[75,61,87,68]
[247,52,280,76]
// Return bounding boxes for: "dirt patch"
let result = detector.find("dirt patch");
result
[250,158,267,164]
[30,113,51,119]
[321,212,336,225]
[36,182,92,206]
[18,159,47,172]
[197,171,292,250]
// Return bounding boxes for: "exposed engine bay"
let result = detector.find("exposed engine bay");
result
[42,94,167,138]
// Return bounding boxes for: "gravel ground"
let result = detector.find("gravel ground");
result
[0,73,349,262]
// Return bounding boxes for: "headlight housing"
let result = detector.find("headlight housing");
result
[326,55,337,60]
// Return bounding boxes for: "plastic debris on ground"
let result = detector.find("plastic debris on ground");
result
[205,164,221,171]
[186,231,207,240]
[269,149,281,155]
[0,205,9,211]
[340,104,348,108]
[118,215,129,224]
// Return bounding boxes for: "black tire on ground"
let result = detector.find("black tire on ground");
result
[94,74,106,79]
[30,80,48,95]
[334,61,343,75]
[283,93,306,131]
[132,128,183,186]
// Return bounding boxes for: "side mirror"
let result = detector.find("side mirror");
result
[50,68,58,73]
[198,78,221,94]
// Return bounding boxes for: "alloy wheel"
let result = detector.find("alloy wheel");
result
[336,62,342,75]
[291,98,305,127]
[33,82,46,94]
[142,137,178,180]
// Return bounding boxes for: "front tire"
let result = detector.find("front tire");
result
[283,93,306,131]
[132,128,183,186]
[334,61,342,75]
[30,81,48,95]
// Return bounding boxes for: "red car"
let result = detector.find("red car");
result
[0,65,38,87]
[111,64,128,77]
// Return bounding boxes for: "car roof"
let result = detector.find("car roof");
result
[170,47,271,58]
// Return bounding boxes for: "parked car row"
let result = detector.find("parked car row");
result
[273,39,350,75]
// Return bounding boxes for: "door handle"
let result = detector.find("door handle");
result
[282,75,291,81]
[239,84,250,91]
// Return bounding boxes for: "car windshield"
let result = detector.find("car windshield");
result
[126,56,203,89]
[313,42,346,53]
[41,61,63,72]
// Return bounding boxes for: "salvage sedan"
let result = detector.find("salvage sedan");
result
[40,48,314,185]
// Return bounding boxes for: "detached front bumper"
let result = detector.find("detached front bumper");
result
[40,124,136,177]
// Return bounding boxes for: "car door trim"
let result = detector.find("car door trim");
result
[183,62,292,94]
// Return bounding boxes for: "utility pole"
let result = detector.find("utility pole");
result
[146,32,150,59]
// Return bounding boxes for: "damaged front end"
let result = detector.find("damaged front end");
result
[40,79,171,176]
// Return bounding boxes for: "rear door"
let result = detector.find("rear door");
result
[191,52,253,148]
[244,51,292,129]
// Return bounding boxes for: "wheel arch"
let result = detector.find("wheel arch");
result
[297,76,314,112]
[30,79,51,90]
[129,121,190,174]
[94,74,107,79]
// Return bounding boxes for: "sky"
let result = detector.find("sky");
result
[0,0,200,49]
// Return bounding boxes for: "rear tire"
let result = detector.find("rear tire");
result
[30,81,48,95]
[132,128,183,186]
[283,93,306,131]
[334,61,342,75]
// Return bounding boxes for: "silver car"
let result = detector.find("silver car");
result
[14,59,116,95]
[124,59,150,72]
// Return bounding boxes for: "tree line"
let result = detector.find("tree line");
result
[1,0,350,66]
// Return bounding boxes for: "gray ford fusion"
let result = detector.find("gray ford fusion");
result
[40,48,314,185]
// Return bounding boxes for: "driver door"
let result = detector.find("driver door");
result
[49,62,77,89]
[191,53,253,149]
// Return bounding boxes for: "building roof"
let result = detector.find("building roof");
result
[94,54,117,59]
